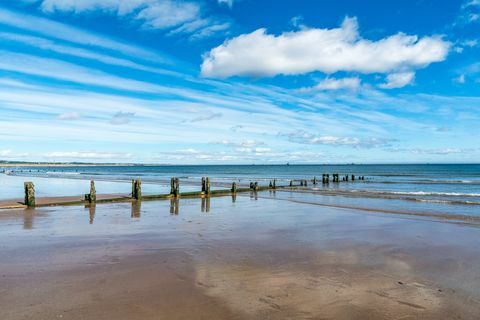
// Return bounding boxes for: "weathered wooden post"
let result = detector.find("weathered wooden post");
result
[326,174,330,184]
[85,180,96,203]
[231,182,237,193]
[345,175,349,182]
[175,178,181,196]
[201,177,206,193]
[24,182,35,207]
[132,179,141,200]
[304,179,308,187]
[351,175,355,181]
[273,179,276,189]
[289,180,293,187]
[254,182,259,191]
[170,178,175,194]
[205,177,211,195]
[313,176,317,185]
[269,180,273,188]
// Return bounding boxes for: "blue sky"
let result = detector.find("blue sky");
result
[0,0,479,164]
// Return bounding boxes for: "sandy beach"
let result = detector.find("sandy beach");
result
[1,191,480,319]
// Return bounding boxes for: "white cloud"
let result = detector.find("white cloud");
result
[303,77,361,91]
[379,72,415,89]
[218,0,234,8]
[201,17,450,78]
[189,112,222,122]
[43,151,133,160]
[110,111,135,125]
[25,0,229,38]
[57,112,81,120]
[454,74,466,84]
[215,139,266,147]
[0,7,167,63]
[282,130,392,148]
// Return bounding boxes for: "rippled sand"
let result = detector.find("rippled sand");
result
[1,192,480,319]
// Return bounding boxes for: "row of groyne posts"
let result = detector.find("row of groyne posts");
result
[21,174,366,208]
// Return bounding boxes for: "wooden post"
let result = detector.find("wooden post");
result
[132,179,141,200]
[313,176,317,185]
[172,178,180,196]
[24,182,35,207]
[254,182,259,191]
[170,178,175,194]
[205,177,211,194]
[85,180,96,203]
[273,179,276,189]
[304,179,308,187]
[201,177,206,193]
[289,180,293,187]
[351,175,355,181]
[269,181,273,188]
[326,174,330,184]
[231,182,237,193]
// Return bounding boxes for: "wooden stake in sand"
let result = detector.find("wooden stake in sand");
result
[24,182,35,207]
[132,179,142,200]
[85,180,96,203]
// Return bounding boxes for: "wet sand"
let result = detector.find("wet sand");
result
[1,192,480,319]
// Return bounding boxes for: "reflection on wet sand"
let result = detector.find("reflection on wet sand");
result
[201,196,210,213]
[131,201,141,218]
[2,194,480,319]
[170,198,179,215]
[86,204,96,224]
[22,209,35,230]
[193,246,454,319]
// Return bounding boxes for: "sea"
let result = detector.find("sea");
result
[1,164,479,218]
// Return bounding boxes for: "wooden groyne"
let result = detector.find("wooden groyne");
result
[0,174,367,210]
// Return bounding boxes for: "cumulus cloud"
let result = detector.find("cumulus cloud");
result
[282,130,392,148]
[302,77,361,91]
[379,71,415,89]
[25,0,229,38]
[201,17,450,78]
[110,111,135,125]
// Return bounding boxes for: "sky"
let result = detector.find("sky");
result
[0,0,479,164]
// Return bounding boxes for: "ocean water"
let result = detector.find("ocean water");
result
[1,164,479,217]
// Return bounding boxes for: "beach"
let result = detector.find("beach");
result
[1,191,480,319]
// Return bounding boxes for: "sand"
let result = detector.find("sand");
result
[1,192,480,319]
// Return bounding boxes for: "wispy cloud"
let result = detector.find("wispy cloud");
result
[280,130,393,148]
[0,7,169,63]
[22,0,230,39]
[110,112,135,125]
[57,112,80,121]
[301,77,361,91]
